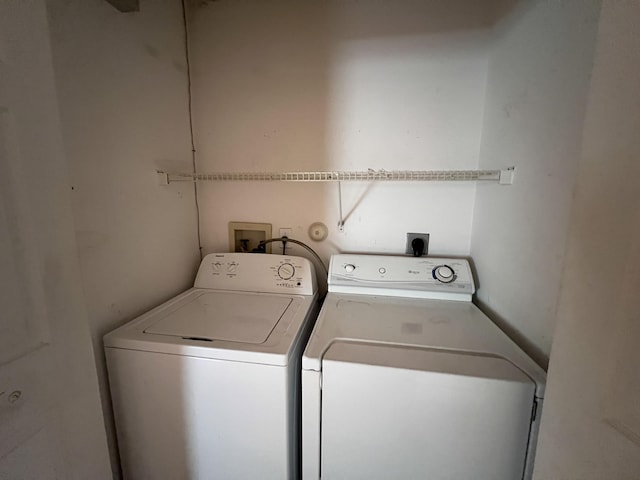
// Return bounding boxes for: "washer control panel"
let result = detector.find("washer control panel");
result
[329,254,475,300]
[194,253,317,295]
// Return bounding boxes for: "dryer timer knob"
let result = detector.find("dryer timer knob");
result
[344,264,356,273]
[433,265,455,283]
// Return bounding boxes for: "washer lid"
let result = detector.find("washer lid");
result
[144,292,292,344]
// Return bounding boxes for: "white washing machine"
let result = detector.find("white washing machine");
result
[302,254,546,480]
[105,253,319,480]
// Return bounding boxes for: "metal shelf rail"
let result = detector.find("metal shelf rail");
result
[157,168,515,185]
[157,167,515,232]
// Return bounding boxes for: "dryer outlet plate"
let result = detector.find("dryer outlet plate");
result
[406,233,430,256]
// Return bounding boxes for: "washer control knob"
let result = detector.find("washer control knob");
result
[227,263,238,273]
[344,264,356,273]
[278,263,295,280]
[433,265,455,283]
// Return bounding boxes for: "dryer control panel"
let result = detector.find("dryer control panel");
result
[194,253,317,295]
[329,254,475,301]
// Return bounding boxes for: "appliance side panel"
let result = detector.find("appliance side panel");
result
[288,299,320,479]
[105,348,289,480]
[302,369,321,480]
[105,347,188,479]
[524,398,544,480]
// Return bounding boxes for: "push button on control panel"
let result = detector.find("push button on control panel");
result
[344,264,356,273]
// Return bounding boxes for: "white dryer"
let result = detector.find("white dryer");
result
[105,253,319,480]
[302,254,546,480]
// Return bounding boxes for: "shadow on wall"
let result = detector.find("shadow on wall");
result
[476,296,548,369]
[189,0,331,172]
[466,253,548,368]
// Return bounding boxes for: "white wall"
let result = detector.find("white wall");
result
[0,1,111,478]
[45,0,200,474]
[533,0,640,477]
[189,0,496,263]
[470,0,602,366]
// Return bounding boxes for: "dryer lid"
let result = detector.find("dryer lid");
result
[302,293,546,396]
[144,291,292,344]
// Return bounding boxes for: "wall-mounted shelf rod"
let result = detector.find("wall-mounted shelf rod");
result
[157,168,515,185]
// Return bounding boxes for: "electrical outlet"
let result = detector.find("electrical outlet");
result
[405,233,430,256]
[279,228,292,238]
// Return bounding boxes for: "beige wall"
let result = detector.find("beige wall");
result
[534,0,640,477]
[188,0,498,262]
[45,0,200,474]
[0,1,111,477]
[470,0,602,366]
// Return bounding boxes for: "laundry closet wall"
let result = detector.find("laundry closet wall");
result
[470,0,602,366]
[0,1,111,477]
[534,1,640,477]
[188,0,497,260]
[45,0,200,474]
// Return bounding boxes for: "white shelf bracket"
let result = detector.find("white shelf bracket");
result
[337,181,345,232]
[499,167,515,185]
[156,170,170,186]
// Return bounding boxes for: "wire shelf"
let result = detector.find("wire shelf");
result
[158,168,514,184]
